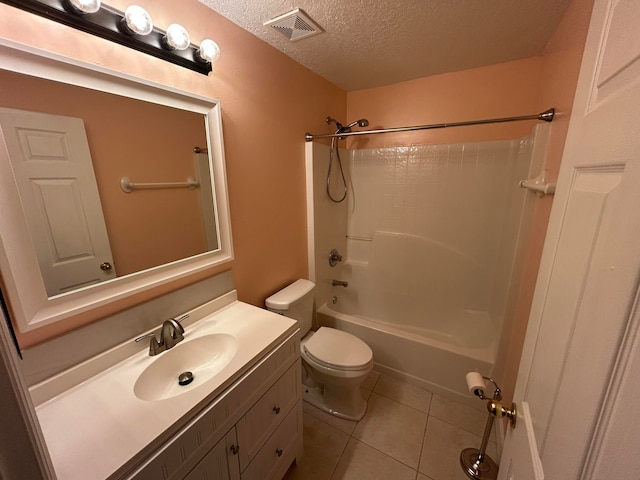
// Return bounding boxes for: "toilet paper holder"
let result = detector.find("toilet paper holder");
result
[469,374,517,429]
[460,373,517,480]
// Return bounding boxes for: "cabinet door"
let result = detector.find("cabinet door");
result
[184,429,240,480]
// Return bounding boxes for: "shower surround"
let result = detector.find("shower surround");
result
[307,127,546,401]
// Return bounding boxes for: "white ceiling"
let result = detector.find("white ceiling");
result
[199,0,572,92]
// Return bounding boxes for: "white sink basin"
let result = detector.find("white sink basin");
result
[134,334,238,401]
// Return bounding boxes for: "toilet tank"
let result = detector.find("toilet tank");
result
[265,279,315,336]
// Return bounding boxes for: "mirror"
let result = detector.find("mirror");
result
[0,39,233,333]
[0,71,218,297]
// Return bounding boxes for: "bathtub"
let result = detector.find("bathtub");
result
[316,300,497,404]
[306,130,537,404]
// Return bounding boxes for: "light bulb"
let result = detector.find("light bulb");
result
[122,5,153,36]
[67,0,101,14]
[164,24,190,51]
[196,39,220,64]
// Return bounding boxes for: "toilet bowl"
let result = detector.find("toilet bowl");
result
[301,326,373,420]
[266,279,373,420]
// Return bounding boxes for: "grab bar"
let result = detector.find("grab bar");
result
[120,176,199,193]
[346,235,373,241]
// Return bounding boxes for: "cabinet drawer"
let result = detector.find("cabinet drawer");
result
[236,361,301,470]
[241,402,302,480]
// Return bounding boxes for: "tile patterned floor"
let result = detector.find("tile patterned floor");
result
[284,372,498,480]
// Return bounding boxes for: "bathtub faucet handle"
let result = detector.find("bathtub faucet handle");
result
[329,249,343,267]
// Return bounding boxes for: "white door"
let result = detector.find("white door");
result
[498,0,640,478]
[0,301,55,478]
[0,108,116,297]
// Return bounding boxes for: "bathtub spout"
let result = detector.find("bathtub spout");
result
[332,280,349,287]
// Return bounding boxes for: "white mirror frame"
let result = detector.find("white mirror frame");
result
[0,39,233,333]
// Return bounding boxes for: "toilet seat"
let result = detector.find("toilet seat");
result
[302,327,373,371]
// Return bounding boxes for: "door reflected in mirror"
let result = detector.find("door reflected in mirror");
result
[0,70,218,298]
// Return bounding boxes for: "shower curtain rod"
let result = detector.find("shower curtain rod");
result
[304,108,555,142]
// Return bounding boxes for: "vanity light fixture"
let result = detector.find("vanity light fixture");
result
[67,0,101,14]
[121,5,153,36]
[196,39,220,64]
[164,23,190,51]
[0,0,219,75]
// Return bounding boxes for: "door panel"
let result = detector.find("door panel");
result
[499,0,640,478]
[498,403,543,480]
[0,108,116,296]
[524,165,622,451]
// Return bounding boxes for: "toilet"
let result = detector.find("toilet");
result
[266,279,373,421]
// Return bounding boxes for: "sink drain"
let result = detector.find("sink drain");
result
[178,371,194,386]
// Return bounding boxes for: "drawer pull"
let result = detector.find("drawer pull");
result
[273,406,281,414]
[230,444,240,455]
[276,448,283,457]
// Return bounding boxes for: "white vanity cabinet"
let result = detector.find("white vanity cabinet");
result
[128,331,302,480]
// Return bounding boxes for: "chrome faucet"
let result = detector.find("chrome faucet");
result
[135,314,188,356]
[161,318,185,349]
[332,280,349,287]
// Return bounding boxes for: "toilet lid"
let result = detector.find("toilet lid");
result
[303,327,373,371]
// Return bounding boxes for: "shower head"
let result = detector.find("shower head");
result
[326,116,369,139]
[346,118,369,129]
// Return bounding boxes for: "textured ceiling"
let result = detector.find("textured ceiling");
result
[199,0,572,92]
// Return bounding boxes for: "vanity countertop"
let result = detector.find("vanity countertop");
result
[33,295,297,480]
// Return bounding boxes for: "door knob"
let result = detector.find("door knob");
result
[100,262,113,271]
[487,400,517,429]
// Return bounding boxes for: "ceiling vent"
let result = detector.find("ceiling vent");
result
[264,8,323,42]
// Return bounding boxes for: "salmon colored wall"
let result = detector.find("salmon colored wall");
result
[346,57,544,149]
[0,70,208,276]
[0,0,346,346]
[495,0,595,401]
